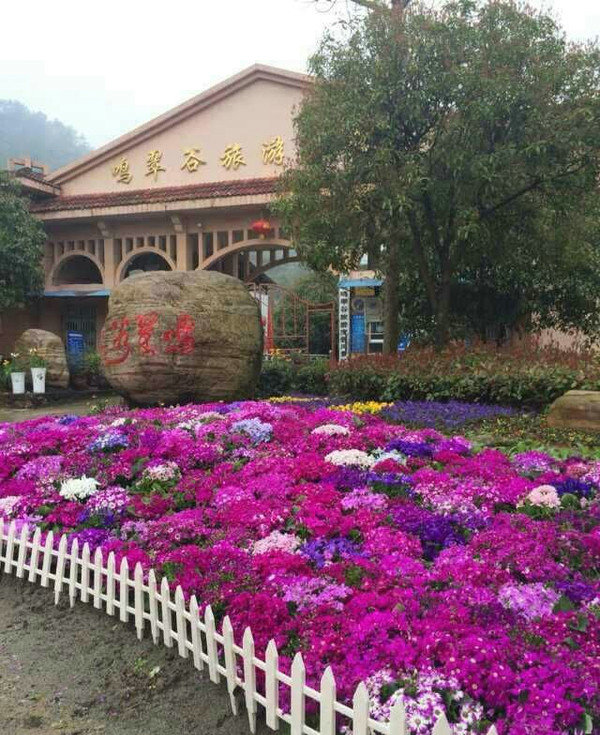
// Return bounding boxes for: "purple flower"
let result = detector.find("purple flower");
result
[393,504,468,561]
[553,477,595,499]
[300,537,364,568]
[380,401,515,429]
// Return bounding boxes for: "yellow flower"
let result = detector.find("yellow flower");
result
[268,396,313,403]
[331,401,391,415]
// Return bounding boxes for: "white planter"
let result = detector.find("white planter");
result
[10,371,25,394]
[31,367,47,394]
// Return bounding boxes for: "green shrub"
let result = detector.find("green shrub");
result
[293,359,329,395]
[326,342,600,409]
[257,358,294,397]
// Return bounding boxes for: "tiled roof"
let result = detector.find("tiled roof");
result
[13,167,48,183]
[30,177,280,213]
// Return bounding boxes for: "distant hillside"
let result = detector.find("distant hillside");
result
[0,100,91,172]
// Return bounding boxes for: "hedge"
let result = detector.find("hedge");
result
[258,343,600,409]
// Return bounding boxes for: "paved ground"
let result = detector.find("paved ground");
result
[0,396,122,424]
[0,576,266,735]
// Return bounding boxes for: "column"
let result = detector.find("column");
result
[171,215,190,271]
[98,221,115,287]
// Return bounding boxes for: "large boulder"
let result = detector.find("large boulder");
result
[547,390,600,432]
[14,329,69,389]
[100,270,262,405]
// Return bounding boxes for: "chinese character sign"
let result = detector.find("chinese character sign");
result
[112,157,133,184]
[145,150,166,181]
[181,148,206,172]
[163,314,195,354]
[262,136,284,166]
[109,135,290,183]
[102,317,132,365]
[136,312,159,355]
[220,143,246,171]
[101,312,196,364]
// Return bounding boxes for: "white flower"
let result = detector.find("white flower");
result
[109,417,130,427]
[519,484,560,509]
[143,462,180,482]
[371,449,406,465]
[253,531,301,555]
[59,476,100,501]
[324,449,374,469]
[0,495,20,517]
[311,424,350,436]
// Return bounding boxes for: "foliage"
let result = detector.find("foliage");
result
[26,348,47,369]
[2,400,600,733]
[0,172,45,311]
[468,413,600,458]
[257,357,329,397]
[0,100,91,171]
[257,357,294,397]
[327,342,600,408]
[274,0,600,347]
[4,352,28,373]
[82,350,107,387]
[294,359,329,395]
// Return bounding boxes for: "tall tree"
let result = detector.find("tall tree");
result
[0,172,45,310]
[275,0,600,350]
[0,100,91,172]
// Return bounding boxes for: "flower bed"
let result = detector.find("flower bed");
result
[0,401,599,734]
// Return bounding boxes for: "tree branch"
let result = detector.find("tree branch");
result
[479,163,587,219]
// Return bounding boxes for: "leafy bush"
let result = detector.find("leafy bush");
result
[293,360,329,396]
[257,357,329,397]
[257,358,294,397]
[327,342,600,409]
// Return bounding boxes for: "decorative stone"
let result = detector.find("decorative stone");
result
[546,390,600,432]
[14,329,69,389]
[100,270,262,405]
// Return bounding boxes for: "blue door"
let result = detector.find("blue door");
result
[350,314,366,354]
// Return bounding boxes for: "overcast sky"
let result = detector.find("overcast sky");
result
[1,0,598,148]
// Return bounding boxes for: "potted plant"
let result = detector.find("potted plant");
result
[9,353,26,394]
[83,349,105,388]
[28,349,48,394]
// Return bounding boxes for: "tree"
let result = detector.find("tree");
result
[0,100,91,171]
[0,172,45,311]
[275,0,600,350]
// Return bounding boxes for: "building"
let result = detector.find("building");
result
[3,65,311,356]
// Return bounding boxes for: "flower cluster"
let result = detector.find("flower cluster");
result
[1,401,599,734]
[381,400,515,429]
[59,476,99,501]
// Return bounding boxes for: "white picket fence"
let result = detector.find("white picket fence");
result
[0,519,499,735]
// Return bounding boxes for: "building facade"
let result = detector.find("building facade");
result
[3,65,310,356]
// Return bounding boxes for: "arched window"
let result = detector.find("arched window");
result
[53,256,103,286]
[122,252,172,280]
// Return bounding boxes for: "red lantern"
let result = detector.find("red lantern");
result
[250,219,271,238]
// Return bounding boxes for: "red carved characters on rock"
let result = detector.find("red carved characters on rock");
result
[102,312,196,366]
[136,312,159,356]
[162,314,196,355]
[102,317,131,365]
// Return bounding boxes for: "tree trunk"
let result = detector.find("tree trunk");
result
[434,279,452,349]
[383,240,401,355]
